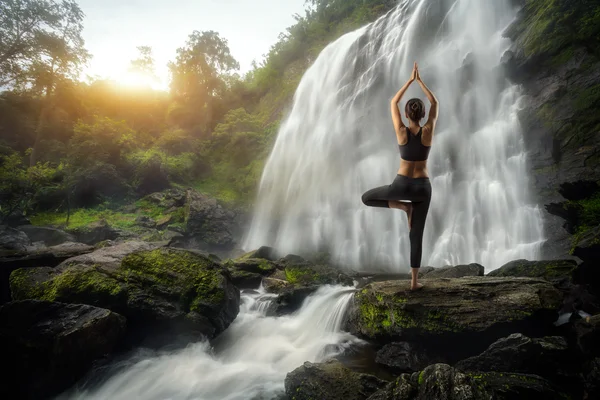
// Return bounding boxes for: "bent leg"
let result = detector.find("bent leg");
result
[409,198,431,268]
[361,185,392,208]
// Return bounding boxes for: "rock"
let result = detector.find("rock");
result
[184,189,236,248]
[239,246,279,261]
[375,342,435,373]
[368,364,568,400]
[488,259,577,286]
[224,256,278,289]
[135,215,156,229]
[277,254,354,287]
[424,263,484,279]
[144,188,186,209]
[576,314,600,358]
[0,242,94,303]
[9,245,240,342]
[262,277,289,293]
[273,285,320,315]
[285,360,387,400]
[156,215,173,230]
[0,300,125,400]
[0,225,31,254]
[455,334,578,388]
[347,277,562,359]
[3,211,30,227]
[70,220,120,245]
[584,358,600,400]
[17,225,76,247]
[573,225,600,263]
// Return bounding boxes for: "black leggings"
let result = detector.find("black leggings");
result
[361,175,432,269]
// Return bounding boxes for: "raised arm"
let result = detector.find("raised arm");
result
[416,68,439,132]
[390,63,417,140]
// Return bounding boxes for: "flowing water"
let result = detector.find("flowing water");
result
[244,0,545,273]
[61,286,362,400]
[60,2,548,399]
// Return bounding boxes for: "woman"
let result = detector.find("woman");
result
[361,62,438,291]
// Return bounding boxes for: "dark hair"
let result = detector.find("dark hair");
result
[405,98,426,122]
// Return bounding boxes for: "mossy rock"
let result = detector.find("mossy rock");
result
[370,364,569,400]
[9,246,240,340]
[284,360,386,400]
[487,259,577,285]
[347,277,562,346]
[277,253,353,287]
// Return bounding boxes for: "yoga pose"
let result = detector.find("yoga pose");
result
[362,62,439,291]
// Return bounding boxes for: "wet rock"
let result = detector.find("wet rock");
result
[573,225,600,263]
[347,277,562,359]
[456,333,578,389]
[424,263,484,279]
[239,246,279,261]
[576,314,600,358]
[368,364,568,400]
[0,300,125,400]
[276,254,353,287]
[375,342,435,373]
[487,259,577,286]
[9,244,239,342]
[17,225,76,247]
[285,359,387,400]
[0,225,31,254]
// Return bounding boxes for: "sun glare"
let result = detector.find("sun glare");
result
[112,70,167,91]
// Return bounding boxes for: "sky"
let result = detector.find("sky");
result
[77,0,308,89]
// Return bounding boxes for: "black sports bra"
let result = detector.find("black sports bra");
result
[398,126,431,161]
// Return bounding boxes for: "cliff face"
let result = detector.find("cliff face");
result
[502,0,600,257]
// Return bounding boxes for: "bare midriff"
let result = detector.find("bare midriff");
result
[397,159,429,179]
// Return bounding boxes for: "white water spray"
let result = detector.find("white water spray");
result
[61,286,362,400]
[244,0,545,272]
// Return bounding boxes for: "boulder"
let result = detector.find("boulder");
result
[575,314,600,358]
[456,334,578,389]
[0,242,94,303]
[144,188,186,209]
[224,254,279,289]
[368,364,568,400]
[156,215,173,230]
[17,225,76,247]
[277,253,354,287]
[9,244,240,341]
[347,277,562,359]
[0,225,31,254]
[487,259,577,286]
[573,225,600,262]
[70,220,120,245]
[240,246,279,261]
[0,300,125,400]
[184,189,236,248]
[284,360,387,400]
[375,342,435,373]
[424,263,484,279]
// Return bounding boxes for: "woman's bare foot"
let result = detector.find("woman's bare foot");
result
[410,282,423,291]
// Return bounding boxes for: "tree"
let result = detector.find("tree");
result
[168,30,239,135]
[0,0,90,165]
[129,45,158,84]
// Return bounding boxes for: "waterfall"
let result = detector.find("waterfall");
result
[243,0,545,273]
[60,286,362,400]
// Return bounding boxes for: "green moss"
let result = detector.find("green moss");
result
[418,371,425,385]
[10,265,126,307]
[284,267,320,285]
[9,268,45,300]
[120,248,225,311]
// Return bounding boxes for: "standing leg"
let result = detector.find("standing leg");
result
[409,197,430,290]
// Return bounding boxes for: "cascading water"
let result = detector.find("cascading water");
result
[60,285,362,400]
[244,0,545,273]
